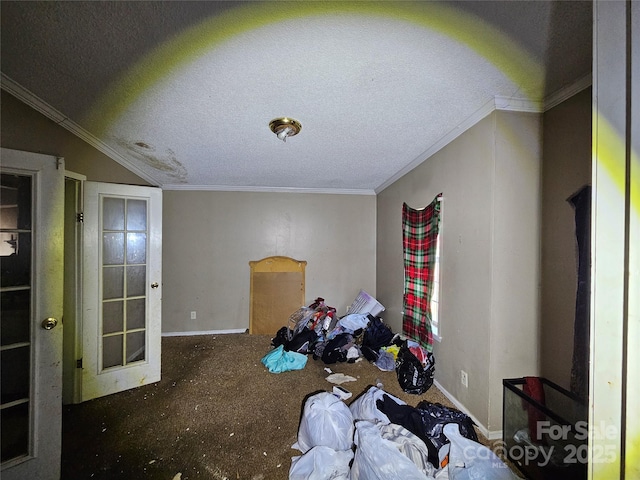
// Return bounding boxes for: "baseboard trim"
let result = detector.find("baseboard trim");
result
[433,380,503,441]
[162,328,248,337]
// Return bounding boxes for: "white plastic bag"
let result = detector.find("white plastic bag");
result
[444,423,518,480]
[289,446,353,480]
[379,423,437,477]
[350,421,435,480]
[349,386,406,424]
[293,392,354,453]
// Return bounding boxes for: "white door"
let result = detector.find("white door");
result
[81,182,162,401]
[0,148,64,480]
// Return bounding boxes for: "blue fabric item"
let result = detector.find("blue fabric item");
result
[261,345,308,373]
[374,350,396,371]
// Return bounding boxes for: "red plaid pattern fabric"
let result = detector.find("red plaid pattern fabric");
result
[402,194,442,352]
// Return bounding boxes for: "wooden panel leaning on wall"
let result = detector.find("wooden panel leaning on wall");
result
[249,256,306,335]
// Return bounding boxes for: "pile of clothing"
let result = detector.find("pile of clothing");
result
[271,297,392,363]
[289,386,519,480]
[264,297,435,395]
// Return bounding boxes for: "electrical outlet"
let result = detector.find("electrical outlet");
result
[190,311,197,320]
[461,370,468,388]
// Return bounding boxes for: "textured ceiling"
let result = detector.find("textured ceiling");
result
[0,1,592,194]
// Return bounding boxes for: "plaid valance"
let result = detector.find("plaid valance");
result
[402,193,442,352]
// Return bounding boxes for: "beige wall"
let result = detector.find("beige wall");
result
[377,109,542,433]
[489,111,543,428]
[540,88,592,389]
[1,90,148,185]
[162,190,376,333]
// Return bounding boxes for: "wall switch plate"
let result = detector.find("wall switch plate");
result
[461,370,468,388]
[190,311,197,320]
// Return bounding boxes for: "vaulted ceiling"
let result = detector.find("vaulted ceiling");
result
[1,1,592,193]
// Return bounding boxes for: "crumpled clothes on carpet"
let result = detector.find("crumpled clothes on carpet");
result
[261,344,308,373]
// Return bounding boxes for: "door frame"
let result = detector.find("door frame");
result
[62,171,85,405]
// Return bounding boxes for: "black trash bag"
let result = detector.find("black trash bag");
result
[288,328,318,354]
[271,326,293,349]
[415,401,478,450]
[395,343,435,395]
[362,315,394,351]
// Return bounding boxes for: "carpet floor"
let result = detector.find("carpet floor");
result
[61,333,507,480]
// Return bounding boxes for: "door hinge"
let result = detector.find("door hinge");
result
[77,212,84,223]
[76,358,83,369]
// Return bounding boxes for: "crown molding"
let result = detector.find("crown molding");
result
[162,183,376,195]
[1,72,160,186]
[543,73,592,111]
[375,97,498,193]
[1,72,68,123]
[376,74,593,194]
[494,95,544,112]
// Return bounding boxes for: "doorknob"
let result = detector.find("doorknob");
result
[42,317,58,330]
[151,282,159,288]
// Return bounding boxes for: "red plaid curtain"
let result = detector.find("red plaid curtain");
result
[402,194,442,352]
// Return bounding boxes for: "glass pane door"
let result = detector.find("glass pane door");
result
[1,148,64,480]
[82,181,161,402]
[0,173,32,463]
[101,197,147,370]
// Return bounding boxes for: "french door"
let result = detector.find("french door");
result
[1,148,64,480]
[81,182,162,401]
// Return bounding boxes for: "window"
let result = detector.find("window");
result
[430,227,441,339]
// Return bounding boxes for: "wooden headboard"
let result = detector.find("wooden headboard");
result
[248,256,307,335]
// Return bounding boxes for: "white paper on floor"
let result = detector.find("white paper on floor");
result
[326,373,358,384]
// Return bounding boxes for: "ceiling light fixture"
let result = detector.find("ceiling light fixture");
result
[269,117,302,142]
